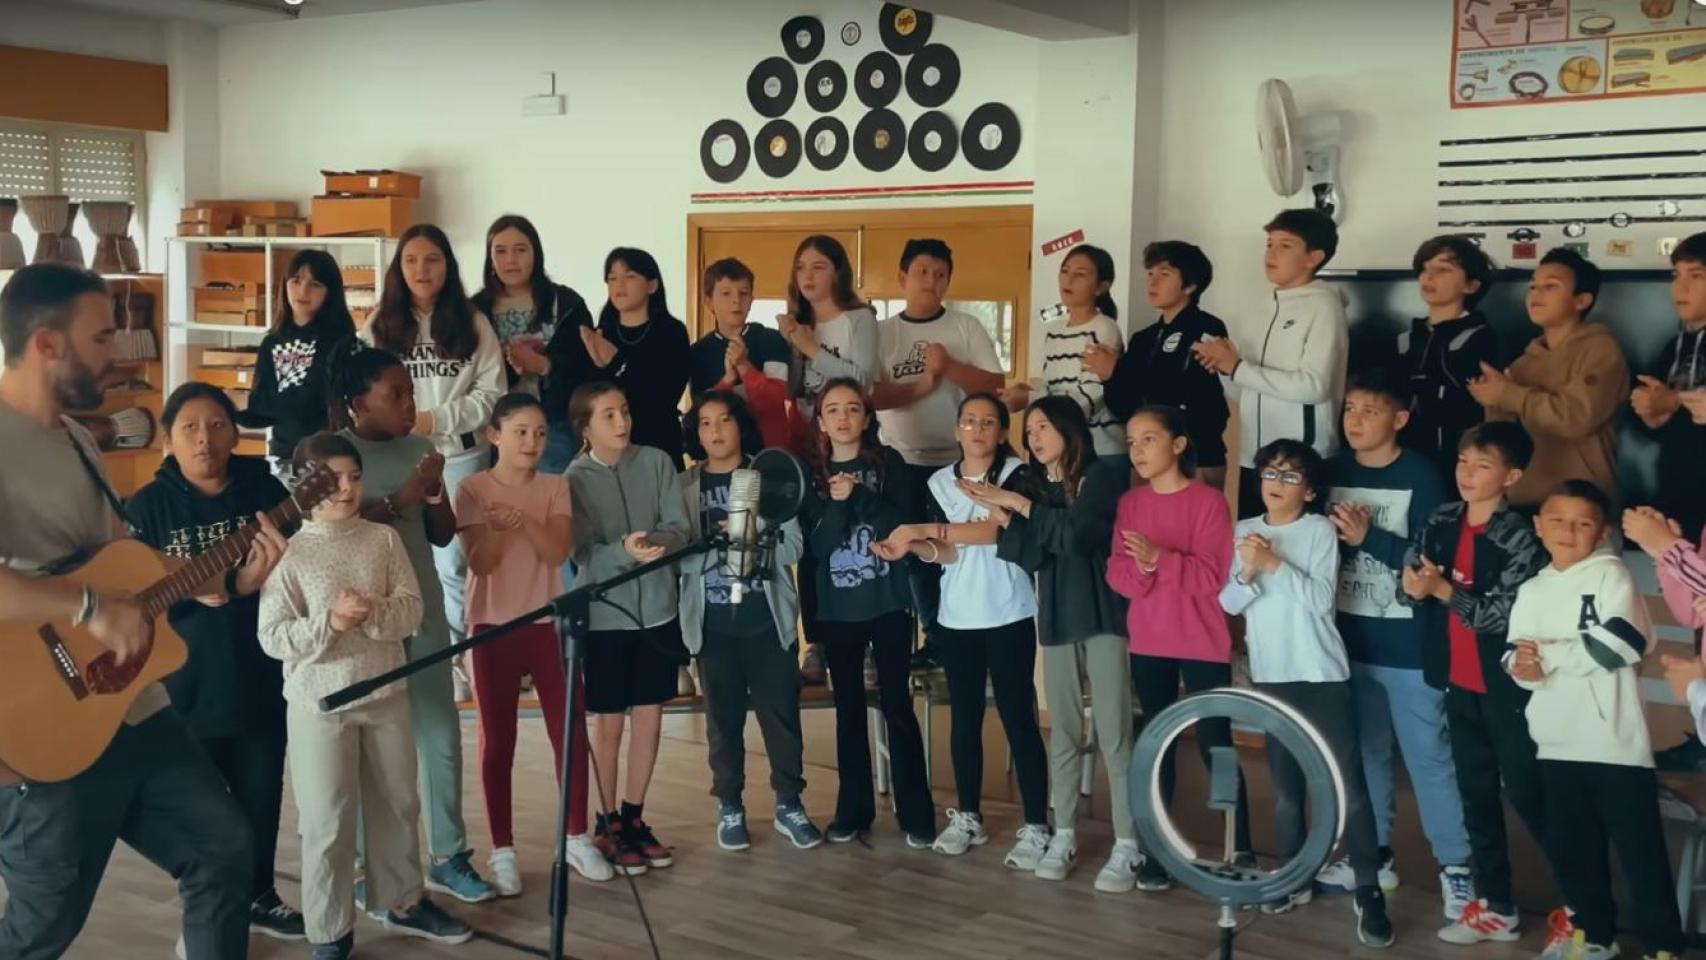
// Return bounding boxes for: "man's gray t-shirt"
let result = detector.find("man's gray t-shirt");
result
[0,402,169,722]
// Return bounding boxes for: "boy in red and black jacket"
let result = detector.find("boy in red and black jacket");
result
[1400,421,1554,946]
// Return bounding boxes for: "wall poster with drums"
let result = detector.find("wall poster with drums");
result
[1451,0,1706,107]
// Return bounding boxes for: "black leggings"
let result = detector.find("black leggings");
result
[938,620,1049,825]
[817,611,935,837]
[1129,652,1252,855]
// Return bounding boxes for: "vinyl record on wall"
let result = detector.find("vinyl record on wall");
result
[907,110,958,172]
[961,102,1021,171]
[806,116,850,171]
[780,15,825,64]
[754,118,803,178]
[854,50,903,109]
[805,60,848,112]
[879,3,933,55]
[747,56,799,118]
[904,43,960,108]
[701,119,751,183]
[854,109,906,172]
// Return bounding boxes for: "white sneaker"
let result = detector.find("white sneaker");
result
[1437,899,1520,944]
[1540,931,1619,959]
[565,833,615,882]
[1439,865,1474,921]
[1004,823,1051,871]
[452,656,472,702]
[489,847,522,897]
[1033,829,1077,881]
[1260,887,1314,915]
[931,808,989,856]
[174,935,186,960]
[1316,851,1399,892]
[1094,840,1141,893]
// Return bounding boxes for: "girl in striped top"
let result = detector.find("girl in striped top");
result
[1040,244,1125,467]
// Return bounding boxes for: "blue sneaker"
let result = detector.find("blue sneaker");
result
[773,799,823,849]
[385,897,473,944]
[717,802,751,851]
[426,850,497,904]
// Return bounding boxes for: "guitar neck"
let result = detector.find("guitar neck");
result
[138,494,305,618]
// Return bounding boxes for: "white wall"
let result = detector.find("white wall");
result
[0,0,166,61]
[1155,0,1706,327]
[216,0,1042,307]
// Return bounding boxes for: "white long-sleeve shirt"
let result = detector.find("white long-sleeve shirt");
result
[1219,513,1349,683]
[798,306,879,417]
[259,517,423,711]
[360,309,506,463]
[1041,313,1125,457]
[1506,549,1655,768]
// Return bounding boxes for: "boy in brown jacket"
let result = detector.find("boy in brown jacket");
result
[1468,248,1628,508]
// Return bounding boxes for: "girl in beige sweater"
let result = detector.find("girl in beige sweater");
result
[259,432,471,957]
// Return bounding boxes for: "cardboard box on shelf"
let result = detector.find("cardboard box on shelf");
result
[198,248,295,285]
[340,266,377,286]
[191,346,259,368]
[311,196,413,237]
[239,217,309,238]
[177,221,217,237]
[193,282,264,314]
[192,309,262,328]
[196,366,255,390]
[321,170,422,198]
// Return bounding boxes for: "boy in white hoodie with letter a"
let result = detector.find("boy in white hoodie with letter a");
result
[1505,480,1684,960]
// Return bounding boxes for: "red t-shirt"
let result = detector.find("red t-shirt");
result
[1446,515,1486,693]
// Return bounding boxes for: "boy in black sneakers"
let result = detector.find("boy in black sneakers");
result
[1400,422,1552,945]
[1507,481,1684,960]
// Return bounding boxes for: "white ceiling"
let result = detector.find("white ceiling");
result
[57,0,484,25]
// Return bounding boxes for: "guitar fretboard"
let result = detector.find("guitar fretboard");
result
[136,493,307,618]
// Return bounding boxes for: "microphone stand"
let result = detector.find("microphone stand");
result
[320,535,722,960]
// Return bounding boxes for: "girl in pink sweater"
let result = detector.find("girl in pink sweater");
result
[1625,506,1706,742]
[1105,405,1249,888]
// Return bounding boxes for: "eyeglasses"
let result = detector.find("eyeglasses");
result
[1259,467,1305,486]
[957,417,1001,431]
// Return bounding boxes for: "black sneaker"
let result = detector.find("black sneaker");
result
[1656,734,1706,772]
[904,831,936,850]
[909,644,940,672]
[825,820,868,844]
[310,932,354,960]
[1354,886,1395,948]
[385,898,473,945]
[625,817,674,869]
[249,889,306,940]
[1135,855,1172,892]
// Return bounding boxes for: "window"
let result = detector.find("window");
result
[0,120,147,273]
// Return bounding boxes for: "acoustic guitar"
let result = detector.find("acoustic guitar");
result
[0,464,339,785]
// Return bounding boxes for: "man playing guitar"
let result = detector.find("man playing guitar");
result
[0,263,267,958]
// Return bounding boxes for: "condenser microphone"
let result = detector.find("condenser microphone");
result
[724,467,763,603]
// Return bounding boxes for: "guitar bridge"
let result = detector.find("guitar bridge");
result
[37,625,90,700]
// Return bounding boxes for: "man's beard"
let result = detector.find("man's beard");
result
[53,354,106,411]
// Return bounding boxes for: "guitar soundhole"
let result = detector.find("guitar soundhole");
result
[84,644,151,696]
[36,625,90,700]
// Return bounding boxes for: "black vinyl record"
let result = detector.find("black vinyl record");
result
[879,3,933,55]
[854,109,906,172]
[904,43,960,108]
[805,116,849,171]
[804,60,847,112]
[907,110,958,172]
[754,118,802,178]
[747,57,798,118]
[780,15,825,65]
[854,50,902,109]
[961,102,1021,171]
[700,119,750,183]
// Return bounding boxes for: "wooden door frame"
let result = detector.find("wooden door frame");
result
[685,205,1034,376]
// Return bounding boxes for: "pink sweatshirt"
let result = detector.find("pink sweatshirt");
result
[1659,537,1706,632]
[1106,480,1234,662]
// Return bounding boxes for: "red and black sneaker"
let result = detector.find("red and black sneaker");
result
[625,817,674,869]
[595,814,649,876]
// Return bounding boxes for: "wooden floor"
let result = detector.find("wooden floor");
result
[10,709,1560,960]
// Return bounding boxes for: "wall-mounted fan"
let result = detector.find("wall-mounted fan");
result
[1256,78,1345,223]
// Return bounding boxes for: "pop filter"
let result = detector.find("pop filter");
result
[750,447,807,523]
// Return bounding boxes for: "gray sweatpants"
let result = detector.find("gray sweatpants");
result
[1042,634,1134,840]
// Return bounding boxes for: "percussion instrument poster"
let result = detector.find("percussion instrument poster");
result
[1451,0,1706,107]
